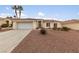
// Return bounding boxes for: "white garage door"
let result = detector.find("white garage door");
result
[17,23,33,29]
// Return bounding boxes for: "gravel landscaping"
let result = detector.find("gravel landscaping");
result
[12,30,79,53]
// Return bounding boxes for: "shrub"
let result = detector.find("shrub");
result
[53,28,61,30]
[53,27,59,30]
[36,27,39,29]
[40,28,46,35]
[36,27,42,29]
[61,27,70,31]
[57,28,62,31]
[53,28,57,30]
[1,24,8,28]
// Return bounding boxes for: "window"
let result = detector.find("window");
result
[46,23,50,27]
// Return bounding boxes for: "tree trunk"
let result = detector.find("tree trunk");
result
[19,10,21,19]
[15,10,17,18]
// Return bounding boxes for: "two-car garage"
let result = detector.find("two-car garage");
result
[13,20,34,30]
[17,23,33,30]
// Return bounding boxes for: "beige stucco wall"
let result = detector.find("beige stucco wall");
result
[56,22,62,28]
[33,20,44,29]
[33,20,38,29]
[42,22,53,28]
[63,23,79,30]
[42,22,46,28]
[42,21,62,29]
[13,22,17,29]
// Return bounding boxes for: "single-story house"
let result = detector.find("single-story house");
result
[11,18,62,30]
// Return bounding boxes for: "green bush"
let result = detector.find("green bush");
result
[40,28,46,35]
[57,28,62,31]
[53,28,57,30]
[53,28,61,30]
[36,27,39,29]
[36,27,44,29]
[61,27,70,31]
[1,24,8,28]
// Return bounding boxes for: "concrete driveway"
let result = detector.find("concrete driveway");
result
[0,30,32,53]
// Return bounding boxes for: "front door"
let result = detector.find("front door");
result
[53,23,57,29]
[38,21,42,28]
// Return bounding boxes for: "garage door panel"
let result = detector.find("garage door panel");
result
[17,23,33,29]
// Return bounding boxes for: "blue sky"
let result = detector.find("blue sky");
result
[0,5,79,20]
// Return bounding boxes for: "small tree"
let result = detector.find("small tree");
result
[40,28,47,35]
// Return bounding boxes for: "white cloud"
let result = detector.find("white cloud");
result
[6,7,9,10]
[21,13,28,18]
[38,12,45,16]
[0,12,28,18]
[42,17,53,19]
[33,16,42,19]
[0,13,12,18]
[77,12,79,15]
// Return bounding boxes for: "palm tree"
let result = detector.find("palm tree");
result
[12,5,18,18]
[18,5,23,18]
